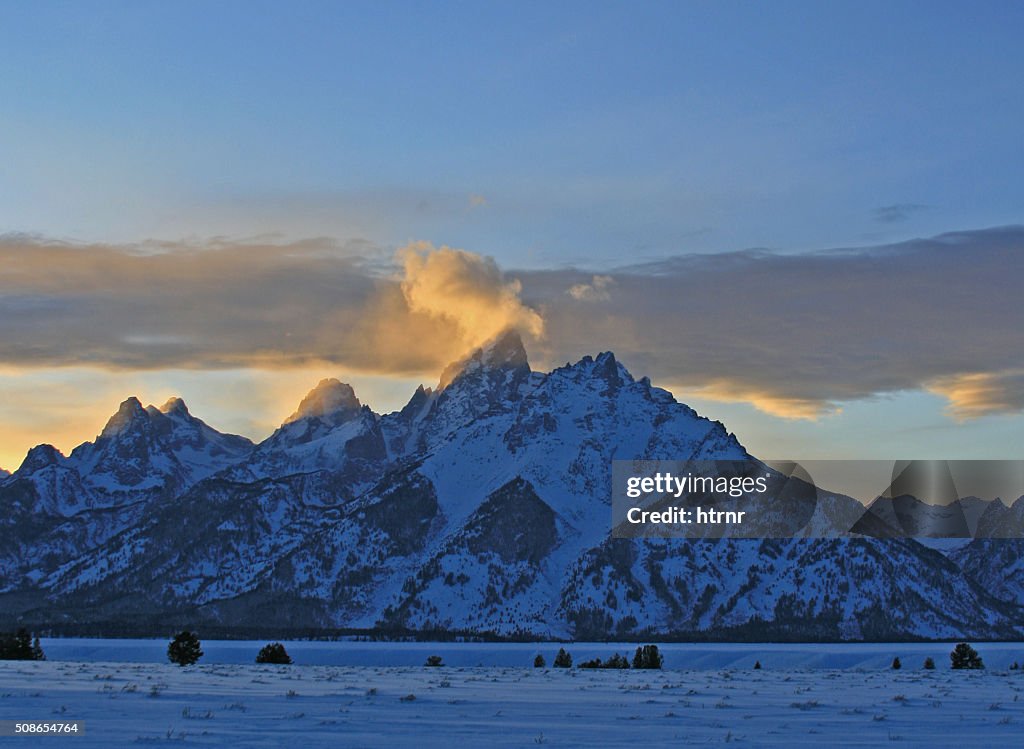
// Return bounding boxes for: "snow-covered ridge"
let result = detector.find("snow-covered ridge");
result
[2,330,1022,640]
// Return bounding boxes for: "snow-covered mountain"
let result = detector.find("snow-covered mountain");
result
[76,397,253,496]
[0,398,253,591]
[850,494,1003,538]
[8,396,253,517]
[2,331,1021,640]
[949,498,1024,603]
[224,378,385,494]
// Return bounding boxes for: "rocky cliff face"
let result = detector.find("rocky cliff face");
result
[2,331,1021,639]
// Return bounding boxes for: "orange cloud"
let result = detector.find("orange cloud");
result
[677,380,842,421]
[927,371,1024,420]
[397,241,544,351]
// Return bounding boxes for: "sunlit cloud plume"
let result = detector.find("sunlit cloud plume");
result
[397,241,544,350]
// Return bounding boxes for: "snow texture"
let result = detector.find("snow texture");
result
[1,641,1023,747]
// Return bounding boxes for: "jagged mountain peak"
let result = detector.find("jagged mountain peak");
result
[437,329,530,390]
[585,350,630,383]
[99,396,149,438]
[481,329,529,368]
[235,377,385,481]
[398,384,433,418]
[42,391,257,502]
[17,443,64,474]
[285,378,362,425]
[159,396,190,417]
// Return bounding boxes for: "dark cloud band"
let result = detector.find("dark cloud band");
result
[2,227,1022,419]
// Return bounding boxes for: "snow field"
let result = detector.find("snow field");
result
[1,657,1022,747]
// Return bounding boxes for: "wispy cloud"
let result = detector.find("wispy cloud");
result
[567,274,614,302]
[873,203,928,223]
[926,370,1024,420]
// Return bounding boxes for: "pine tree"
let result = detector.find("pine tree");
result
[533,654,546,668]
[167,631,203,666]
[255,642,292,664]
[891,657,901,670]
[632,644,663,670]
[553,648,572,668]
[754,660,762,670]
[950,642,984,670]
[0,629,42,660]
[605,653,630,669]
[923,657,935,670]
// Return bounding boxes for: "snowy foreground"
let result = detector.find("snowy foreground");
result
[2,646,1024,747]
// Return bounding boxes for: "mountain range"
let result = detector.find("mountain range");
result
[1,331,1022,640]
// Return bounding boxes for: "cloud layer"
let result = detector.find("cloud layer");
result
[0,235,543,377]
[523,226,1024,419]
[2,227,1023,420]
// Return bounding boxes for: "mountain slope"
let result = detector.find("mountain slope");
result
[228,379,386,487]
[0,398,253,592]
[3,331,1022,639]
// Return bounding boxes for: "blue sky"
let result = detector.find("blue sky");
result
[1,2,1023,468]
[5,2,1023,258]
